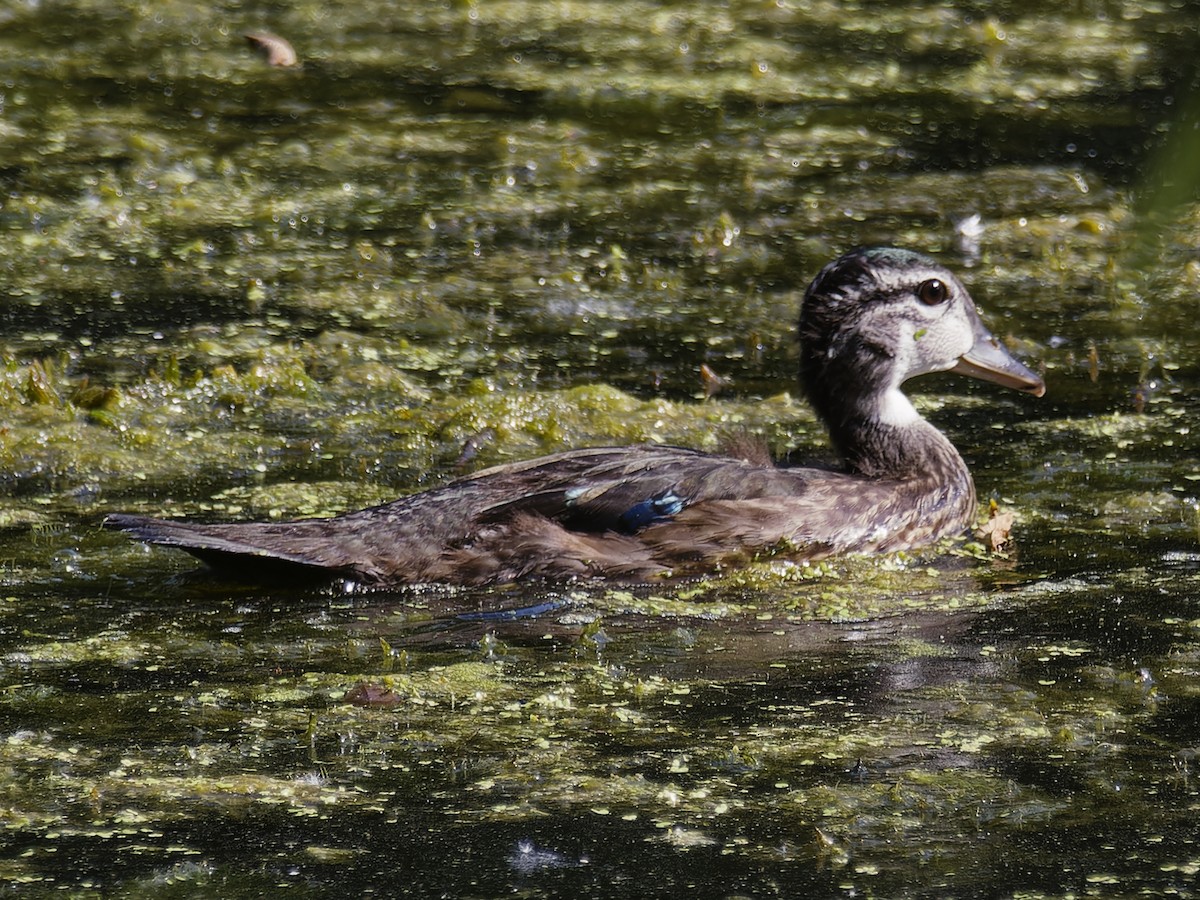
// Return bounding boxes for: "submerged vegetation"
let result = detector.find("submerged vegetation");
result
[1,0,1199,895]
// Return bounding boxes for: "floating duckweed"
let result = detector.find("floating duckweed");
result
[0,0,1198,896]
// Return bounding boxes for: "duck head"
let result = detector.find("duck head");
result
[799,246,1044,443]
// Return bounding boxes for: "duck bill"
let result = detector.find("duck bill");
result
[951,330,1046,397]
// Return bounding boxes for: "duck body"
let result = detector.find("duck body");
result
[105,247,1045,585]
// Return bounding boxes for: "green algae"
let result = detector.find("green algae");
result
[4,566,1200,896]
[1,0,1200,896]
[0,350,824,509]
[8,568,1192,894]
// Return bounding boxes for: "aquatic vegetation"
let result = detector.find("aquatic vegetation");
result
[0,0,1199,895]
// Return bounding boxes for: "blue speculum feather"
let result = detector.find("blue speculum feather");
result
[617,490,686,533]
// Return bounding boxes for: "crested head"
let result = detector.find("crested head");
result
[800,248,978,411]
[798,246,1044,473]
[802,247,968,353]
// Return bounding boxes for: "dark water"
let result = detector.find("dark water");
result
[2,0,1200,896]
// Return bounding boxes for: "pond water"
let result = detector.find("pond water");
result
[2,0,1200,896]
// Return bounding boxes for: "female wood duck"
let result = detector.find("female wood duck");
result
[105,247,1045,585]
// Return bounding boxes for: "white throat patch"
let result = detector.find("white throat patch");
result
[877,388,921,427]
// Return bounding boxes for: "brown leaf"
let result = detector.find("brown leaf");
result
[976,503,1015,553]
[344,681,405,707]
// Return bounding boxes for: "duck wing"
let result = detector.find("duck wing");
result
[468,445,780,530]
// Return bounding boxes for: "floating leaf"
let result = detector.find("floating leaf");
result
[344,681,407,707]
[977,500,1015,553]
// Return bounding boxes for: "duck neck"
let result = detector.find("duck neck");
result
[815,385,971,484]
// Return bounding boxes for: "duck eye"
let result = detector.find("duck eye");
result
[917,279,948,305]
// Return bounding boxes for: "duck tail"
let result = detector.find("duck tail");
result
[102,513,369,582]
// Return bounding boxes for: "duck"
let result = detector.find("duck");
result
[103,247,1045,585]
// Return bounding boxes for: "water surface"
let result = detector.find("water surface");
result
[2,0,1200,896]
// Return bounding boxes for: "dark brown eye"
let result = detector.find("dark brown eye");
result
[917,278,948,305]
